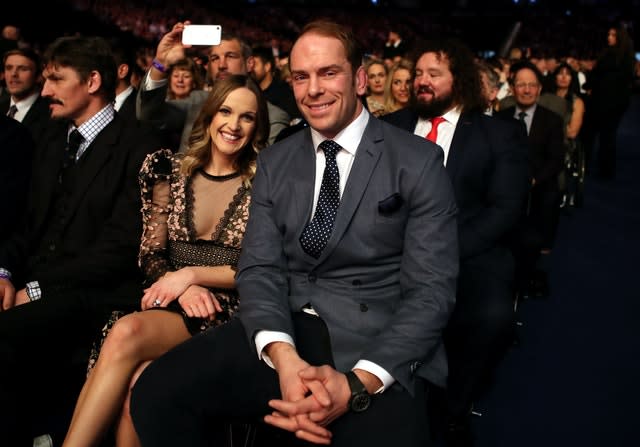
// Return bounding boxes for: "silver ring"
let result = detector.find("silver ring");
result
[153,299,162,307]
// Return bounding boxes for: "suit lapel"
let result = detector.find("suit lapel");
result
[292,130,316,237]
[317,118,382,263]
[446,112,473,179]
[64,118,120,218]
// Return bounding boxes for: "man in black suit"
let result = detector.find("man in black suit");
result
[383,39,530,447]
[110,36,139,121]
[1,48,52,146]
[0,36,160,446]
[0,115,35,235]
[130,20,458,447]
[496,60,565,299]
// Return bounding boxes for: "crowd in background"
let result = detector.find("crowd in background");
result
[0,2,637,446]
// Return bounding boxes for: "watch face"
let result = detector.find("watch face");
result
[351,393,371,412]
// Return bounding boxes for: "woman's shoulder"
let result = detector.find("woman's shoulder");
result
[141,149,182,179]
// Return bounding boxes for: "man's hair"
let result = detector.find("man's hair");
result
[477,60,500,91]
[509,60,544,86]
[297,20,363,74]
[108,36,137,84]
[220,33,253,61]
[251,46,275,71]
[3,48,42,72]
[412,38,484,112]
[43,36,117,103]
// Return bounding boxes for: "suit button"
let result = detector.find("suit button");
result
[352,279,361,286]
[48,244,56,251]
[359,303,368,312]
[308,273,317,283]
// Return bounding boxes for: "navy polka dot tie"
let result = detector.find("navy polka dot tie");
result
[300,140,341,259]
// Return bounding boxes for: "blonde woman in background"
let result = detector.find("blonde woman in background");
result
[382,58,413,116]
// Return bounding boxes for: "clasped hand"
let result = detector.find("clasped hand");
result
[266,363,351,445]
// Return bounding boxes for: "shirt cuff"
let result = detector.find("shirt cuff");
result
[25,281,42,301]
[254,330,295,369]
[0,268,12,280]
[353,359,395,394]
[143,71,168,90]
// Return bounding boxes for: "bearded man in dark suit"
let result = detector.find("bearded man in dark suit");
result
[383,39,530,447]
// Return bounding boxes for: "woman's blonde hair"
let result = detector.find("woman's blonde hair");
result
[180,75,269,187]
[383,58,414,114]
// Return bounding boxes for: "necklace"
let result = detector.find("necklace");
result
[199,169,240,182]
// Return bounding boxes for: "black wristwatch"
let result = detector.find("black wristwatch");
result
[345,371,371,412]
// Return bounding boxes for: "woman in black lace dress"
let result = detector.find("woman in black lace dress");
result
[62,75,269,447]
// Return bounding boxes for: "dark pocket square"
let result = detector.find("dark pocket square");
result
[378,193,404,215]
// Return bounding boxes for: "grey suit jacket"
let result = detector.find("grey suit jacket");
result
[237,116,459,391]
[136,77,290,152]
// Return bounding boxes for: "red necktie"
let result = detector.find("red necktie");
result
[425,116,446,143]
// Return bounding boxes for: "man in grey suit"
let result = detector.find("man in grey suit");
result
[137,21,290,151]
[130,20,458,447]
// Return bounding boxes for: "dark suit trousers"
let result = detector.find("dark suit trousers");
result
[442,254,515,419]
[0,280,142,446]
[130,318,430,447]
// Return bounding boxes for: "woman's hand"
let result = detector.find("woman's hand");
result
[141,269,195,310]
[178,285,223,320]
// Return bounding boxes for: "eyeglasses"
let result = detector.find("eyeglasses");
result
[514,82,540,90]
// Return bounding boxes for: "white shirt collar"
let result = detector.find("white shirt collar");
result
[310,107,370,157]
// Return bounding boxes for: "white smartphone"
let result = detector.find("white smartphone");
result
[182,25,222,46]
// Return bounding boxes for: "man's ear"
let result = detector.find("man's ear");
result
[355,66,367,96]
[246,55,255,73]
[87,70,102,94]
[117,63,130,81]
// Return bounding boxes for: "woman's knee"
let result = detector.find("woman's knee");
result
[100,314,150,360]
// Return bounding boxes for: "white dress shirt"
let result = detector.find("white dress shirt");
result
[254,107,393,392]
[414,106,462,166]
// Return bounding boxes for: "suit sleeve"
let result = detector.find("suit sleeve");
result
[535,111,565,185]
[34,126,162,296]
[363,147,459,390]
[236,150,296,349]
[458,119,530,259]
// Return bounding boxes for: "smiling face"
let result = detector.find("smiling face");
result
[209,87,258,163]
[413,51,455,118]
[290,32,366,139]
[513,67,541,109]
[390,67,411,106]
[170,68,195,99]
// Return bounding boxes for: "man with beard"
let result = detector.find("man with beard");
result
[383,39,529,447]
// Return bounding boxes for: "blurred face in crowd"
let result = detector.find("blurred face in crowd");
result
[208,39,254,81]
[555,66,572,90]
[367,62,386,96]
[479,70,498,107]
[512,67,541,110]
[607,28,617,46]
[4,54,40,100]
[390,67,411,107]
[170,67,196,99]
[42,64,98,124]
[209,87,258,162]
[413,51,455,118]
[252,56,271,85]
[290,32,366,139]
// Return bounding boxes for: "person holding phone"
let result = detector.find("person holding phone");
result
[137,21,290,151]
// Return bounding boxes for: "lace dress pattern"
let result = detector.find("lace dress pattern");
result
[87,148,250,371]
